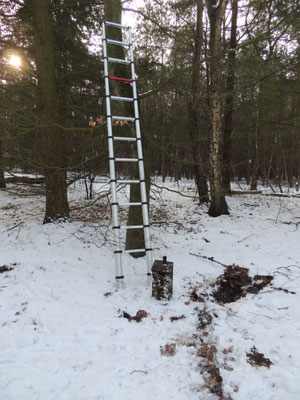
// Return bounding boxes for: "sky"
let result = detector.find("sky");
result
[123,0,145,28]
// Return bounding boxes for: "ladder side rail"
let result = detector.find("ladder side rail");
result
[128,29,153,275]
[102,22,123,280]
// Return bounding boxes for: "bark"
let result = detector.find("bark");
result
[288,126,295,188]
[160,95,166,182]
[0,138,6,189]
[161,131,166,182]
[188,0,209,203]
[32,0,69,223]
[222,0,238,194]
[250,101,260,190]
[103,0,129,104]
[206,0,229,217]
[274,132,283,193]
[104,0,150,257]
[290,47,299,188]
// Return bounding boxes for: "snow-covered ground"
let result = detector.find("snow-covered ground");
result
[0,178,299,400]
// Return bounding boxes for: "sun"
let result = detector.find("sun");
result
[9,55,21,68]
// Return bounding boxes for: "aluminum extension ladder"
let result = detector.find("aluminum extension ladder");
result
[102,20,152,282]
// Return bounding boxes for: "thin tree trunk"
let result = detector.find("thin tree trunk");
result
[288,127,295,188]
[188,0,209,203]
[222,0,238,194]
[32,0,69,223]
[161,94,166,182]
[274,132,283,193]
[206,0,229,217]
[0,138,5,189]
[250,102,260,190]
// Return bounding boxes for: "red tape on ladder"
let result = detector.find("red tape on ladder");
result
[109,76,133,83]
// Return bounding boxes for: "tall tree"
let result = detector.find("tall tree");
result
[188,0,209,203]
[222,0,238,194]
[32,0,70,222]
[0,138,5,188]
[205,0,229,216]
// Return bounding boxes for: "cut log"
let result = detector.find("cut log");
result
[152,256,173,301]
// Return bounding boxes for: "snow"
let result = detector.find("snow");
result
[1,178,300,400]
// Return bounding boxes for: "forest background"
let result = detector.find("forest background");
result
[0,0,299,243]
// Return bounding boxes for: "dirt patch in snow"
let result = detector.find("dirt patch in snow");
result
[122,310,148,322]
[247,346,272,368]
[170,314,185,322]
[213,265,274,303]
[160,342,176,356]
[195,308,232,400]
[0,265,13,273]
[0,263,17,273]
[190,287,205,302]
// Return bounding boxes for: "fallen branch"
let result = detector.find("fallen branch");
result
[152,183,197,199]
[3,221,24,233]
[189,253,227,268]
[237,234,253,243]
[263,193,300,198]
[6,176,45,185]
[231,190,262,195]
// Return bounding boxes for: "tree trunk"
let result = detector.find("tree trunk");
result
[250,101,260,190]
[206,0,229,217]
[288,127,295,188]
[188,0,209,203]
[222,0,238,194]
[104,0,150,257]
[32,0,69,223]
[0,138,5,189]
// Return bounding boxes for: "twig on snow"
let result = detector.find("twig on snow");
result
[130,370,148,375]
[237,234,253,243]
[189,253,227,268]
[3,221,24,233]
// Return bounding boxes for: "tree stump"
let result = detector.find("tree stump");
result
[152,256,173,300]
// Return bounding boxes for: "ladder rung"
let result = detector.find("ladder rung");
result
[104,21,130,30]
[120,225,144,230]
[109,77,133,83]
[124,249,146,254]
[112,116,135,122]
[116,179,140,184]
[119,202,142,207]
[111,96,134,102]
[114,136,137,142]
[107,57,130,65]
[107,39,130,47]
[115,158,138,162]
